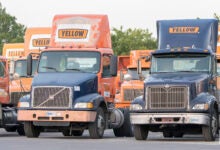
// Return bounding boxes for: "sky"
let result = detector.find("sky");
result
[1,0,220,38]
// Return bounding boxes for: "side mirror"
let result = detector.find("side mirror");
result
[13,73,20,80]
[9,60,15,74]
[137,59,142,75]
[110,55,118,77]
[119,70,124,81]
[27,54,32,76]
[145,56,151,62]
[124,74,132,81]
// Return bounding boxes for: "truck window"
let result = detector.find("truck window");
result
[151,54,211,73]
[0,61,5,77]
[102,55,111,77]
[38,51,100,73]
[127,68,149,80]
[15,60,27,77]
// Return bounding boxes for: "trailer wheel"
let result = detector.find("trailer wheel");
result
[173,132,184,138]
[133,125,148,140]
[72,130,84,136]
[17,126,25,136]
[62,129,71,136]
[163,131,173,138]
[24,121,40,138]
[113,108,133,137]
[202,108,218,141]
[5,127,17,132]
[88,107,105,139]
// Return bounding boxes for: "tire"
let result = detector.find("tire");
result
[202,108,218,141]
[24,121,40,138]
[5,127,17,132]
[133,125,148,140]
[62,129,71,136]
[113,109,133,137]
[72,130,84,136]
[173,132,184,138]
[17,126,25,136]
[163,131,173,138]
[88,107,105,139]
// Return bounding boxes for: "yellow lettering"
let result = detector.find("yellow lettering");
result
[169,27,199,34]
[58,29,88,39]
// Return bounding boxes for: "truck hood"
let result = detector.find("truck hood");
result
[146,72,209,85]
[32,72,98,99]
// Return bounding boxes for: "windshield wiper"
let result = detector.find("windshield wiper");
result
[65,68,84,72]
[42,66,57,72]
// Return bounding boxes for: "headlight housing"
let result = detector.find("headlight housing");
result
[0,89,8,97]
[18,102,30,108]
[130,104,143,111]
[192,103,209,110]
[74,102,94,109]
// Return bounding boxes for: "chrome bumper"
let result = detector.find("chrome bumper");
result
[130,113,210,126]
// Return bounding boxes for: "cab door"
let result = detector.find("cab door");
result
[100,54,116,103]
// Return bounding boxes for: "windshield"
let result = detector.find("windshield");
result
[38,51,101,73]
[127,68,149,80]
[150,54,211,73]
[15,59,38,77]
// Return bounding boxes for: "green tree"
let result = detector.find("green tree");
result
[0,3,26,54]
[111,26,157,55]
[214,13,220,21]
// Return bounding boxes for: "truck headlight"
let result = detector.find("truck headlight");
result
[74,102,94,109]
[192,103,209,110]
[130,104,143,111]
[18,102,30,108]
[0,89,8,97]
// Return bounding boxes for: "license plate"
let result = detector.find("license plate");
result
[162,118,173,122]
[46,111,57,117]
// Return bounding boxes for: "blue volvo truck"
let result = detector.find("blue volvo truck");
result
[130,19,220,141]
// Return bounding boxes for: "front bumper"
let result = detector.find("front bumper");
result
[130,113,210,126]
[18,110,97,122]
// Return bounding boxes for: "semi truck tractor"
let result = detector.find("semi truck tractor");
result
[113,50,152,136]
[0,56,25,135]
[18,14,127,139]
[130,19,220,141]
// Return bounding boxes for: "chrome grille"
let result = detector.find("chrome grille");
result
[10,92,30,105]
[32,86,72,108]
[123,89,143,101]
[147,86,188,109]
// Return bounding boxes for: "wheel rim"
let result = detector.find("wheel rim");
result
[211,115,217,137]
[97,114,105,135]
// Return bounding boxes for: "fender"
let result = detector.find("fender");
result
[190,92,217,112]
[73,93,106,110]
[130,95,145,112]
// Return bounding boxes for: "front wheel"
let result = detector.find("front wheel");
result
[133,125,148,140]
[24,122,40,138]
[72,130,84,136]
[202,108,218,141]
[88,107,105,139]
[113,108,133,137]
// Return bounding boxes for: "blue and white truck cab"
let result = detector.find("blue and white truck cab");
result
[130,19,220,141]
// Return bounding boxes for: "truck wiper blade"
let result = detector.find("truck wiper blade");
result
[42,66,57,72]
[65,68,80,71]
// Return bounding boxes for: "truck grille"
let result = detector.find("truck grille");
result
[32,86,72,108]
[10,92,30,105]
[123,89,143,101]
[147,86,188,109]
